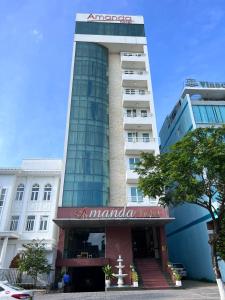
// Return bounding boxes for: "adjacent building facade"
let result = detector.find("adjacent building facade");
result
[160,79,225,281]
[0,159,62,272]
[54,13,172,291]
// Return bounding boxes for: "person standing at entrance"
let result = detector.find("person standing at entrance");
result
[63,271,71,293]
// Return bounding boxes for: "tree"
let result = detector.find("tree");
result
[135,127,225,300]
[18,240,51,287]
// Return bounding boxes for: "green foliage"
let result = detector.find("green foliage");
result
[102,264,114,280]
[135,126,225,278]
[136,127,225,210]
[131,271,139,282]
[18,240,51,287]
[173,270,182,281]
[217,210,225,261]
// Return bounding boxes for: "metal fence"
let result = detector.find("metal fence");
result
[0,268,51,287]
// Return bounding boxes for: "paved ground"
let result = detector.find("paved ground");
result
[34,281,220,300]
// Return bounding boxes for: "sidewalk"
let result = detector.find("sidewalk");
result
[34,280,220,300]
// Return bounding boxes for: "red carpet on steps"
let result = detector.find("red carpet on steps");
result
[135,258,170,289]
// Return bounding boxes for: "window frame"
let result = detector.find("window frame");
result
[39,215,49,231]
[25,215,35,231]
[15,184,25,201]
[31,184,40,201]
[10,215,19,231]
[43,184,52,201]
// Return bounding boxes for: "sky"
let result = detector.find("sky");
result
[0,0,225,167]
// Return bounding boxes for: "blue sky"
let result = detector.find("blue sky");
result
[0,0,225,166]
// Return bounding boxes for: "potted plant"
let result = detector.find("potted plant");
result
[173,270,182,287]
[102,265,114,288]
[131,270,139,287]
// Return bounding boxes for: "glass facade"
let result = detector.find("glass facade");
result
[160,96,193,152]
[62,42,109,207]
[64,228,105,259]
[75,22,145,37]
[192,105,225,124]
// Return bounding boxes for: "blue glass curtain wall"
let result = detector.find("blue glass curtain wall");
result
[62,42,109,207]
[75,22,145,37]
[192,105,225,124]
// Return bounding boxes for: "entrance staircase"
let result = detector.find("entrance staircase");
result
[135,258,170,289]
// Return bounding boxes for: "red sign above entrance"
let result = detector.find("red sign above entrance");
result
[57,206,169,220]
[87,14,133,23]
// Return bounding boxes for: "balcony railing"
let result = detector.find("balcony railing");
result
[123,70,147,75]
[124,88,149,95]
[128,196,144,203]
[127,137,155,143]
[124,112,153,118]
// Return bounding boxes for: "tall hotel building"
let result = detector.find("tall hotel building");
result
[54,13,172,291]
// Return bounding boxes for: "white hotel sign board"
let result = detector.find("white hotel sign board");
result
[76,13,144,24]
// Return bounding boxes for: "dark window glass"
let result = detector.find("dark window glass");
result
[62,42,109,207]
[75,22,145,37]
[64,228,105,259]
[193,105,225,124]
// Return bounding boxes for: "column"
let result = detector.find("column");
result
[159,226,168,272]
[153,227,159,259]
[0,236,9,268]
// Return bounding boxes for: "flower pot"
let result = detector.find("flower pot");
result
[58,281,63,289]
[133,281,138,287]
[176,280,182,287]
[105,279,111,288]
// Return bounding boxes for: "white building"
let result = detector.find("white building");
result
[54,13,172,292]
[0,159,62,270]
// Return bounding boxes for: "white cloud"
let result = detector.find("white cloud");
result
[31,29,43,42]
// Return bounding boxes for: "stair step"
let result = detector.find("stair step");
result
[135,258,170,289]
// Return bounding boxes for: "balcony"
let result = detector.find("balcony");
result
[123,113,153,130]
[125,137,156,155]
[123,89,150,107]
[126,169,139,184]
[121,52,146,69]
[122,70,148,88]
[127,196,158,206]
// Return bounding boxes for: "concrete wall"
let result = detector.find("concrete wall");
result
[108,53,126,207]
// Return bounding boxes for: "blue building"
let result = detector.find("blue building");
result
[160,78,225,281]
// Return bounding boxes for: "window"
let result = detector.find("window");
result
[130,187,143,202]
[75,22,145,37]
[0,188,6,215]
[128,132,138,142]
[129,157,140,170]
[139,89,146,95]
[31,184,39,201]
[126,109,136,117]
[142,133,150,142]
[43,184,52,201]
[125,88,135,95]
[10,216,19,231]
[15,184,24,201]
[25,215,35,231]
[39,216,48,231]
[141,110,147,117]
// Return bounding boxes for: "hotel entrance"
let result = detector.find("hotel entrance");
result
[132,227,157,258]
[68,266,105,292]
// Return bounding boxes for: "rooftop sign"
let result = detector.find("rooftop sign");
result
[185,79,225,89]
[87,14,133,23]
[76,13,144,25]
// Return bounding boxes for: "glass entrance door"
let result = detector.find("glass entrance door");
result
[132,227,155,258]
